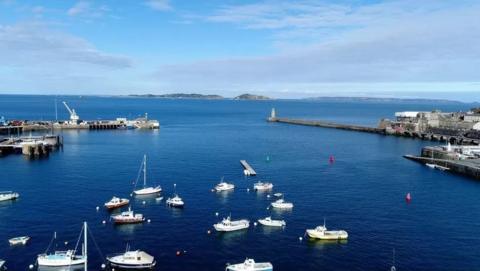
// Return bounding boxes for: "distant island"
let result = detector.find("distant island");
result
[233,93,271,100]
[304,96,464,104]
[129,93,224,99]
[128,93,271,100]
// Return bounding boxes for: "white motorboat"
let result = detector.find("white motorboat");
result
[426,163,436,169]
[111,207,145,224]
[166,194,184,208]
[107,249,156,269]
[306,221,348,240]
[37,222,88,267]
[270,199,293,209]
[0,260,5,270]
[257,217,286,227]
[214,216,250,232]
[133,155,162,195]
[104,196,130,210]
[226,258,273,271]
[426,163,450,171]
[253,182,273,191]
[9,236,30,245]
[0,191,19,202]
[215,178,235,192]
[273,193,283,197]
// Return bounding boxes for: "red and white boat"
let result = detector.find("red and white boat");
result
[111,207,145,224]
[104,197,130,210]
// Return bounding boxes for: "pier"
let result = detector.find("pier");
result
[240,160,257,176]
[0,135,62,158]
[267,108,479,145]
[404,155,480,180]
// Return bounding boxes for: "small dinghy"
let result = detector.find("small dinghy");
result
[107,248,156,269]
[226,258,273,271]
[214,216,250,232]
[166,194,184,208]
[253,182,273,191]
[0,259,5,270]
[155,196,164,201]
[133,155,162,195]
[306,221,348,240]
[37,222,88,267]
[0,191,19,202]
[425,163,436,169]
[215,178,235,192]
[258,217,286,227]
[273,193,283,197]
[270,199,293,209]
[111,207,145,224]
[104,197,130,210]
[9,236,30,245]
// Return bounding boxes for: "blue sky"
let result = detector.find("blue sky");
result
[0,0,479,100]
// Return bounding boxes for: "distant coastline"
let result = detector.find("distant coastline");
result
[128,93,272,100]
[303,96,465,104]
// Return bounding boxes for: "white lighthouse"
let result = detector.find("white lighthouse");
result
[268,108,276,121]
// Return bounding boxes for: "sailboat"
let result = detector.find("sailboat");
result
[133,155,161,195]
[37,222,88,267]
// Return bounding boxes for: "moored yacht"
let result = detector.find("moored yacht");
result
[104,197,130,210]
[214,178,235,192]
[107,249,156,269]
[253,182,273,191]
[306,221,348,240]
[111,207,145,224]
[257,217,286,227]
[0,191,19,202]
[226,258,273,271]
[133,155,162,195]
[214,216,250,232]
[270,199,293,209]
[166,194,184,208]
[37,222,88,267]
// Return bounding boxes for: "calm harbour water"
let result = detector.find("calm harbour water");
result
[1,95,480,271]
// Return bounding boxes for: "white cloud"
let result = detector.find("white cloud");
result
[154,0,480,93]
[145,0,172,11]
[67,1,109,18]
[0,22,132,68]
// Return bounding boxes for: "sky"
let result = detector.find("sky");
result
[0,0,479,100]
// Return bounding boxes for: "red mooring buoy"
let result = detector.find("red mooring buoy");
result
[405,192,411,203]
[329,155,335,164]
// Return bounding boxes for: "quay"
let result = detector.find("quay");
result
[240,160,257,176]
[0,135,62,158]
[267,108,480,145]
[405,144,480,180]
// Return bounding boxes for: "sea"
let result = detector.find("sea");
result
[1,95,480,271]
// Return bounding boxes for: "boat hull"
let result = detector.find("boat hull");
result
[37,256,86,267]
[258,219,285,227]
[226,263,273,271]
[9,236,30,245]
[134,186,162,195]
[105,201,129,210]
[0,193,19,202]
[306,230,348,240]
[113,218,145,224]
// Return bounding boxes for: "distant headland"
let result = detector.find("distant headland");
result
[128,93,271,100]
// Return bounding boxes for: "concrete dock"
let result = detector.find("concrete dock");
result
[269,117,384,134]
[0,135,62,158]
[404,155,480,180]
[240,160,257,176]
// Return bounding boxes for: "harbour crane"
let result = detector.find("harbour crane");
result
[62,101,80,124]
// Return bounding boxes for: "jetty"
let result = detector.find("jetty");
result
[240,160,257,176]
[404,144,480,180]
[267,108,479,145]
[0,135,62,158]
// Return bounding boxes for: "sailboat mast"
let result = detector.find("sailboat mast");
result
[144,155,147,187]
[84,221,88,271]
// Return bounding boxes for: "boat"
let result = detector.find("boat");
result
[107,248,156,269]
[253,182,273,191]
[426,163,450,171]
[426,163,436,169]
[155,196,163,201]
[133,155,162,195]
[214,216,250,232]
[37,222,88,267]
[214,178,235,192]
[226,258,273,271]
[104,196,130,210]
[166,194,184,208]
[0,191,19,202]
[0,260,5,270]
[273,193,283,197]
[111,207,145,224]
[9,236,30,245]
[270,199,293,209]
[306,220,348,240]
[257,217,286,227]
